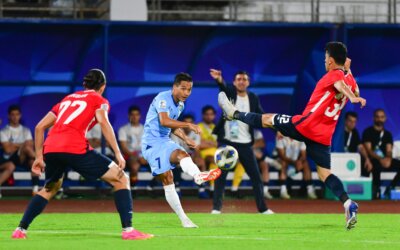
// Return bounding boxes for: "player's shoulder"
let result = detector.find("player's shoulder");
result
[155,90,172,100]
[326,69,345,80]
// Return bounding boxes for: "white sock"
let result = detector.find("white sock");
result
[231,186,239,192]
[180,157,201,177]
[343,199,351,208]
[264,186,269,193]
[281,185,287,193]
[164,184,188,221]
[123,227,134,232]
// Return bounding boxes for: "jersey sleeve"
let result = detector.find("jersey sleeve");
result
[118,126,128,142]
[300,141,306,151]
[50,102,61,117]
[93,95,110,113]
[154,95,169,113]
[362,128,373,143]
[387,131,394,145]
[327,70,345,89]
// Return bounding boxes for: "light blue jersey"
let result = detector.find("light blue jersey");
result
[141,90,185,176]
[142,90,185,144]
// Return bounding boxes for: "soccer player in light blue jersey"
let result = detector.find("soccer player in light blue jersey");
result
[142,73,222,228]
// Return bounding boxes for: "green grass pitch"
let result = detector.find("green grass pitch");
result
[1,213,399,250]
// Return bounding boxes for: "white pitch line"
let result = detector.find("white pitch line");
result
[31,231,400,245]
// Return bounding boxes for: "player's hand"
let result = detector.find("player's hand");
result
[350,96,366,108]
[32,158,45,176]
[188,123,201,134]
[364,158,373,172]
[185,138,198,149]
[344,57,351,72]
[210,69,223,83]
[115,152,126,170]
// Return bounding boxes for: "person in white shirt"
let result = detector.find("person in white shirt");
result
[87,123,114,158]
[0,105,38,195]
[118,106,147,190]
[0,118,16,199]
[276,132,317,199]
[171,114,208,199]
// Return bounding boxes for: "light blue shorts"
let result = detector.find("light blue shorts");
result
[142,140,185,176]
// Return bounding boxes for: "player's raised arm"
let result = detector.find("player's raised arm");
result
[333,80,366,108]
[159,112,201,134]
[32,112,57,175]
[210,69,230,93]
[95,109,126,169]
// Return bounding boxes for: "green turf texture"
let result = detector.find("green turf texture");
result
[1,213,399,250]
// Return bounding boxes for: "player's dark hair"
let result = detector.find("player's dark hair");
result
[202,105,216,114]
[325,42,347,66]
[128,105,140,114]
[8,104,21,114]
[83,69,106,91]
[345,111,358,120]
[174,72,192,86]
[374,108,385,116]
[234,70,250,80]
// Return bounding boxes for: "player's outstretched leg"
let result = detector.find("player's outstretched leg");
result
[158,170,198,228]
[317,167,359,230]
[218,92,273,128]
[12,179,63,239]
[171,150,222,186]
[102,164,153,240]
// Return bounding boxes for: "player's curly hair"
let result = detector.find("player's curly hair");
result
[83,69,106,90]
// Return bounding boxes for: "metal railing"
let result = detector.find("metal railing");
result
[0,0,110,19]
[147,0,399,23]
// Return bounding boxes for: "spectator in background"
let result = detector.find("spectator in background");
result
[0,117,16,198]
[276,132,317,199]
[343,112,372,171]
[198,105,218,191]
[253,129,273,199]
[210,69,272,214]
[171,114,209,199]
[118,106,147,191]
[87,123,115,159]
[0,160,15,199]
[362,109,400,199]
[197,105,245,196]
[0,105,38,195]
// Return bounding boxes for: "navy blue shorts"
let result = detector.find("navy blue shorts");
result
[272,114,331,169]
[44,150,113,185]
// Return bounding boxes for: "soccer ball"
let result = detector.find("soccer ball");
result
[214,145,239,171]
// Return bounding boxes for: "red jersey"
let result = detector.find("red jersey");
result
[43,90,110,154]
[292,69,357,146]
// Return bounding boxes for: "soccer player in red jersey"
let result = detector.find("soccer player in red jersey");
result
[218,42,366,230]
[11,69,153,240]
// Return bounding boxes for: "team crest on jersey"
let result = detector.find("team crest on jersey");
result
[159,100,167,109]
